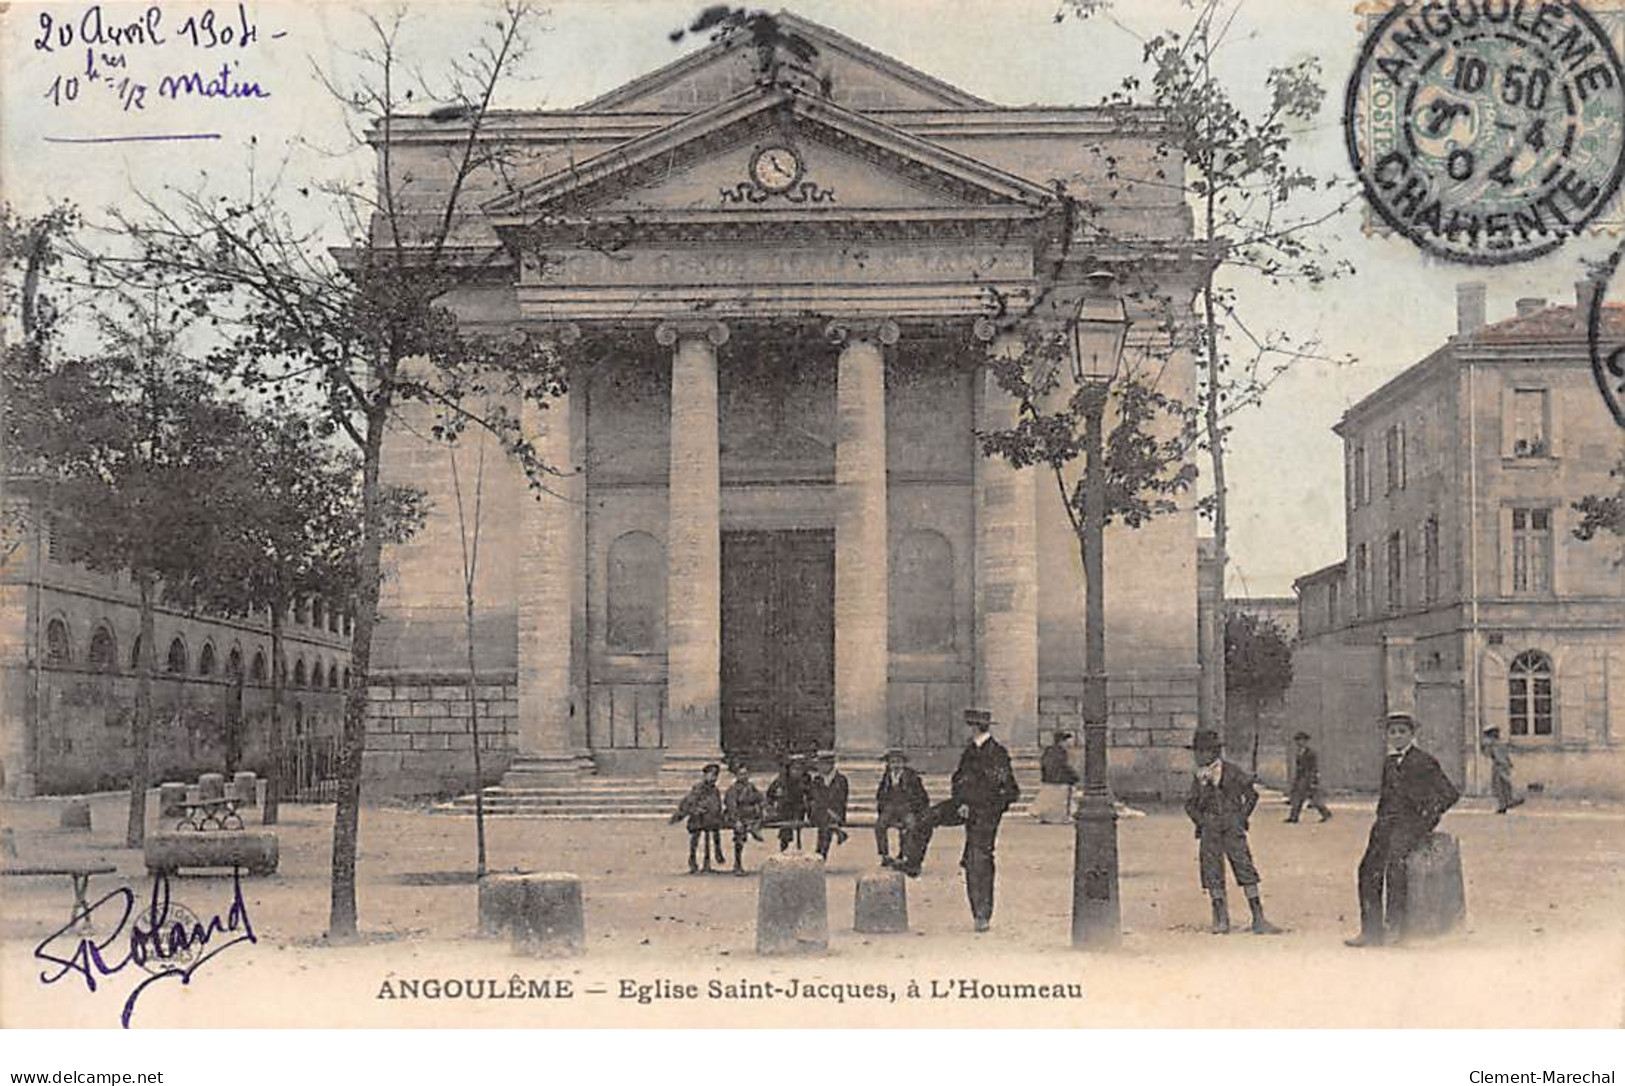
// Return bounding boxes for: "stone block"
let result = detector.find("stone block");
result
[145,831,279,876]
[197,773,226,801]
[1402,832,1466,939]
[432,686,465,701]
[410,701,442,718]
[158,782,188,819]
[510,873,585,956]
[411,733,449,751]
[853,869,909,934]
[1034,782,1072,824]
[477,684,507,700]
[232,772,258,808]
[478,873,529,937]
[756,852,828,955]
[395,717,431,734]
[1115,729,1151,748]
[59,799,91,832]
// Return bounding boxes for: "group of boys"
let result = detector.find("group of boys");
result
[670,753,852,875]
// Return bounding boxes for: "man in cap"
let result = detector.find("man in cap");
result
[899,708,1021,933]
[1184,729,1283,934]
[1038,729,1080,823]
[874,748,930,867]
[765,753,810,851]
[1483,727,1524,814]
[807,753,850,859]
[1285,730,1333,823]
[1346,712,1461,947]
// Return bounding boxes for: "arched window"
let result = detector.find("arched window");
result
[328,609,339,634]
[250,651,267,683]
[89,626,117,672]
[198,642,216,677]
[328,664,339,689]
[295,598,309,626]
[45,618,72,664]
[341,667,350,689]
[312,598,325,630]
[606,531,665,653]
[166,637,188,674]
[227,647,243,680]
[293,659,307,687]
[311,661,324,689]
[1509,651,1554,737]
[129,635,143,670]
[891,529,956,652]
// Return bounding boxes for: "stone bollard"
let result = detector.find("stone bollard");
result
[197,773,226,802]
[510,873,585,956]
[159,782,189,819]
[853,867,909,934]
[1402,832,1466,939]
[1034,783,1072,824]
[756,851,828,955]
[478,873,530,938]
[59,799,92,832]
[232,772,258,808]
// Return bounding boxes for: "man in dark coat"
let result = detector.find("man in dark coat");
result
[807,754,850,859]
[1184,729,1283,934]
[874,749,930,866]
[899,708,1021,933]
[765,755,810,851]
[1346,713,1461,947]
[1285,731,1333,823]
[1040,731,1080,785]
[723,763,766,876]
[669,763,725,874]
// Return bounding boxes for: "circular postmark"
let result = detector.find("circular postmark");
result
[1585,250,1625,427]
[1346,1,1625,265]
[133,901,205,975]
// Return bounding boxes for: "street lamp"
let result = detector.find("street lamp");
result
[1070,269,1129,949]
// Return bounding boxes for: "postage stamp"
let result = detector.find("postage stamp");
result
[1346,0,1625,263]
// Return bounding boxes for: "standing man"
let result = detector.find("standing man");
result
[1346,712,1461,947]
[1483,728,1524,814]
[808,754,850,859]
[1284,731,1333,823]
[899,708,1021,933]
[1184,729,1284,934]
[874,749,930,867]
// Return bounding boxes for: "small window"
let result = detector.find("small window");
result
[198,642,216,677]
[89,626,116,672]
[1354,544,1369,617]
[328,609,339,634]
[227,647,243,679]
[1353,444,1370,506]
[1511,389,1549,458]
[312,661,324,689]
[1386,531,1404,611]
[293,659,307,687]
[341,667,350,689]
[1385,424,1406,492]
[1326,580,1340,628]
[129,635,144,670]
[1423,516,1441,603]
[166,637,188,674]
[251,651,267,683]
[328,665,340,689]
[312,598,325,630]
[45,516,64,563]
[1509,650,1554,737]
[1511,508,1552,594]
[45,618,72,664]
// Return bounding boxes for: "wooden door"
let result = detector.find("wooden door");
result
[721,530,834,766]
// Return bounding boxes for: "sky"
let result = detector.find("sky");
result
[4,0,1622,595]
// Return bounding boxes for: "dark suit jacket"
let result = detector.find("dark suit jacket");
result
[1375,746,1460,831]
[765,773,807,823]
[875,767,931,819]
[951,737,1020,815]
[1040,743,1080,785]
[1184,761,1258,837]
[1292,746,1320,791]
[808,772,850,825]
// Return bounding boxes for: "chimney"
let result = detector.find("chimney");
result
[1456,282,1486,336]
[1576,278,1601,315]
[1515,296,1548,318]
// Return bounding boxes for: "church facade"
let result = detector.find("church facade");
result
[366,15,1205,799]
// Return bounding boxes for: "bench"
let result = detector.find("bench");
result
[175,796,245,832]
[1,833,118,931]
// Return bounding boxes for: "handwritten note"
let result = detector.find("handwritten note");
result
[31,3,283,143]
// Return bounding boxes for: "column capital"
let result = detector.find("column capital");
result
[656,319,730,348]
[824,318,899,347]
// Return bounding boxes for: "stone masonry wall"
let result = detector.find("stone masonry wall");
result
[1039,669,1201,801]
[364,674,518,797]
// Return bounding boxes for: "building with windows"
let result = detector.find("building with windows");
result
[0,507,353,796]
[1288,282,1625,798]
[368,14,1206,799]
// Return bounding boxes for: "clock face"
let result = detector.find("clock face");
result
[750,145,803,193]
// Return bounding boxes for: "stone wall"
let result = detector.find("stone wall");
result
[363,674,519,797]
[1039,669,1201,801]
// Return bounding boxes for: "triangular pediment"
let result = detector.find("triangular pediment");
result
[484,88,1053,224]
[582,12,989,114]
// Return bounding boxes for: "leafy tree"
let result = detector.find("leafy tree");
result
[1224,610,1293,704]
[87,2,569,936]
[1572,453,1625,564]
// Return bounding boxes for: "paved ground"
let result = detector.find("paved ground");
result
[3,789,1622,1027]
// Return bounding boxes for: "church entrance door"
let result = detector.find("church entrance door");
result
[720,530,835,767]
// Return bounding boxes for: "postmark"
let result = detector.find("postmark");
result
[1584,249,1625,425]
[1346,0,1625,264]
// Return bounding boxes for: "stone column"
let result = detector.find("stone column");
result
[513,324,591,780]
[658,319,729,764]
[972,320,1040,750]
[827,318,897,757]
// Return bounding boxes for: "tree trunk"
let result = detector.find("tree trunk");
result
[264,604,285,825]
[125,573,157,848]
[1201,259,1228,734]
[329,410,386,938]
[465,586,487,878]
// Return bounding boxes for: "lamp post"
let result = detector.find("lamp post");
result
[1069,270,1129,949]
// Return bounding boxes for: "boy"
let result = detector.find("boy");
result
[1184,729,1283,935]
[723,762,766,875]
[1483,728,1524,814]
[765,754,809,851]
[1285,730,1333,823]
[807,754,850,859]
[670,762,725,874]
[875,748,930,867]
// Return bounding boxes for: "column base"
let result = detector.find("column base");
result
[501,751,595,787]
[1071,797,1122,949]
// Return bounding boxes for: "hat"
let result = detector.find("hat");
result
[882,748,908,762]
[963,708,994,729]
[1053,731,1074,742]
[702,762,721,773]
[1187,728,1224,751]
[1384,712,1418,731]
[1293,731,1311,741]
[1482,727,1501,738]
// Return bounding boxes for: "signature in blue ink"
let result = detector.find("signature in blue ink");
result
[34,868,257,1029]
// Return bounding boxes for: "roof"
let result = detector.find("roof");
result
[1293,561,1346,591]
[1465,301,1625,344]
